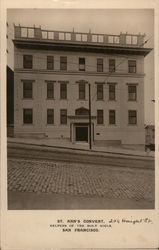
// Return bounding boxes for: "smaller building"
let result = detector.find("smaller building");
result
[145,125,155,150]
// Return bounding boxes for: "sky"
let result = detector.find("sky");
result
[7,9,154,125]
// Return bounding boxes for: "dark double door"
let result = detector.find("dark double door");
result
[75,124,88,142]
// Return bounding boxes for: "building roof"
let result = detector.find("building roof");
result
[13,25,152,57]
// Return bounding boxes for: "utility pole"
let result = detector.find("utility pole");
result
[88,83,92,150]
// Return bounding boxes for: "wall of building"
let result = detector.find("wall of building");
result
[14,47,145,145]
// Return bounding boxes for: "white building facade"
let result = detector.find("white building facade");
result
[13,26,151,147]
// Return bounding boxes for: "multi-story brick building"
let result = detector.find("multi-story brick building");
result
[13,25,151,147]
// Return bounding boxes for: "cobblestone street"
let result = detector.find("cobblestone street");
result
[8,158,154,203]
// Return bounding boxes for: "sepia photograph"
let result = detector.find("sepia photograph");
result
[6,8,155,210]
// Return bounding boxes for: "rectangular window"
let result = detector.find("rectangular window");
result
[47,109,54,124]
[60,109,67,124]
[79,58,85,71]
[128,60,136,73]
[109,59,115,72]
[79,83,85,100]
[97,58,103,72]
[128,110,137,125]
[109,110,116,125]
[47,81,54,99]
[60,83,67,99]
[23,109,33,124]
[47,56,54,70]
[23,55,33,69]
[23,81,33,99]
[97,110,104,125]
[109,84,116,100]
[60,56,67,70]
[97,84,103,100]
[128,85,137,101]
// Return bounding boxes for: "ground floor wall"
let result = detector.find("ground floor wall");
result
[14,122,145,145]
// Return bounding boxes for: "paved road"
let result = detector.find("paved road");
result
[8,156,155,209]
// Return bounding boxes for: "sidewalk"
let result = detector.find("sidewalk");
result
[7,137,154,159]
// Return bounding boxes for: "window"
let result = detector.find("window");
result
[97,110,104,124]
[60,109,67,124]
[109,84,116,100]
[23,81,33,99]
[79,83,85,100]
[60,56,67,70]
[23,55,33,69]
[109,110,116,125]
[47,56,54,70]
[97,58,103,72]
[23,109,33,124]
[47,81,54,99]
[128,85,137,101]
[128,110,137,125]
[128,60,136,73]
[97,84,103,100]
[60,83,67,99]
[109,59,115,72]
[79,58,85,71]
[47,109,54,124]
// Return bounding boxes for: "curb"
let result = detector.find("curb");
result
[7,141,154,161]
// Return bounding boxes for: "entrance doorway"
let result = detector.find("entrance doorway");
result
[75,125,88,142]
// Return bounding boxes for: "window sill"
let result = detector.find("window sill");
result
[128,100,137,102]
[46,98,55,100]
[77,99,87,101]
[22,98,34,100]
[46,124,55,126]
[96,124,105,126]
[108,99,116,102]
[96,99,104,101]
[128,124,137,126]
[23,123,34,126]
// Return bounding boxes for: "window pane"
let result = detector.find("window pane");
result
[60,57,67,70]
[47,56,54,70]
[59,33,64,40]
[97,58,103,72]
[47,109,54,124]
[60,109,67,124]
[23,81,32,98]
[97,84,103,100]
[79,58,85,71]
[79,83,85,99]
[128,85,137,100]
[128,60,136,73]
[23,55,33,69]
[28,28,34,38]
[109,59,115,72]
[92,35,97,42]
[47,82,54,99]
[23,109,33,124]
[60,83,67,99]
[129,110,137,124]
[97,110,103,124]
[109,110,115,124]
[109,84,115,100]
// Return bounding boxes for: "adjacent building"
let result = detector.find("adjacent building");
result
[13,25,152,146]
[7,66,14,137]
[145,125,155,150]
